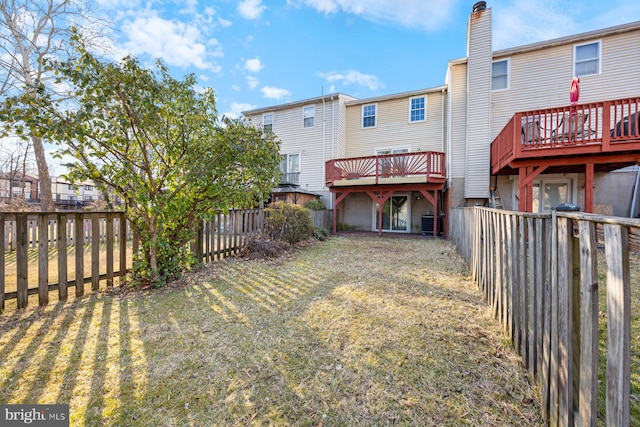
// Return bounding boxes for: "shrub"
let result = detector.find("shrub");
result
[304,199,325,210]
[312,228,329,241]
[242,235,290,258]
[266,201,313,244]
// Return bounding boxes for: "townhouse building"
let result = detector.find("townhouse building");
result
[244,2,640,235]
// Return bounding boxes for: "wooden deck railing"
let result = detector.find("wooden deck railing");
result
[325,151,446,186]
[450,206,638,426]
[1,209,265,313]
[491,97,640,173]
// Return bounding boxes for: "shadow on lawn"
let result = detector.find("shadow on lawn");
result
[0,236,541,425]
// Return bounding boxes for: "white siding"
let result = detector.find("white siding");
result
[344,92,445,157]
[490,28,640,139]
[448,62,468,180]
[244,95,354,194]
[464,7,492,199]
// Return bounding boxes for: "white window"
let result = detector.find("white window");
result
[303,106,314,128]
[574,41,600,77]
[409,96,426,122]
[68,184,75,190]
[263,113,273,132]
[280,153,300,184]
[491,59,509,91]
[362,104,377,128]
[85,185,93,191]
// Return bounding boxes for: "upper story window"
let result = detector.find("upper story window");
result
[85,185,93,191]
[491,59,509,91]
[362,104,377,128]
[263,113,273,132]
[409,96,426,122]
[303,106,314,128]
[67,184,76,191]
[574,41,600,77]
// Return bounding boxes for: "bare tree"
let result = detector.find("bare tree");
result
[0,0,106,210]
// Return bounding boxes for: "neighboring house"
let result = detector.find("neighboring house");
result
[0,173,39,202]
[460,4,640,217]
[51,176,103,209]
[244,3,640,234]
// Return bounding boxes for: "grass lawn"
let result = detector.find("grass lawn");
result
[0,235,542,426]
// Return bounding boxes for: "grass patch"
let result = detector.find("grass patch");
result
[0,236,542,426]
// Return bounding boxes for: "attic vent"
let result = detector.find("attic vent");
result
[472,1,487,12]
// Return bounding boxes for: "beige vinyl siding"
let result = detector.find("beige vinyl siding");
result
[464,8,492,199]
[490,28,640,139]
[448,62,468,180]
[344,92,445,157]
[248,103,327,192]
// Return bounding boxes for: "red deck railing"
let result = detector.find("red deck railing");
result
[491,97,640,174]
[325,151,446,187]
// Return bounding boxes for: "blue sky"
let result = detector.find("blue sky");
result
[94,0,640,117]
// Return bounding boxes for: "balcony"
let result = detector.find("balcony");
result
[491,97,640,175]
[325,151,446,187]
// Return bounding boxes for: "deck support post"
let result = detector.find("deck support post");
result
[585,163,594,213]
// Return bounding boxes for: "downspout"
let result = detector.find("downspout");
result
[322,89,326,188]
[331,96,336,161]
[441,88,446,153]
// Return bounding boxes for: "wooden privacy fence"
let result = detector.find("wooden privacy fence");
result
[450,207,636,427]
[310,209,333,230]
[1,208,265,313]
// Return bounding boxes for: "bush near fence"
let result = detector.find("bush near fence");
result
[450,207,638,427]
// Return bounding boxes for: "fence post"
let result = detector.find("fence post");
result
[38,214,49,306]
[106,214,114,288]
[16,214,28,309]
[119,216,127,281]
[0,214,4,311]
[91,213,100,291]
[57,213,68,300]
[75,212,84,297]
[604,223,630,427]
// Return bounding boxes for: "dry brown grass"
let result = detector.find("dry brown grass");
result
[0,235,542,426]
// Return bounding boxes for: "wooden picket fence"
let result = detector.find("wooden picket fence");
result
[0,209,265,313]
[450,206,637,426]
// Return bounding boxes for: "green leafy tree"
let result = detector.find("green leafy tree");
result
[2,40,281,285]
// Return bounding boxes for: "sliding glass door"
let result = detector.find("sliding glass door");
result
[374,194,409,232]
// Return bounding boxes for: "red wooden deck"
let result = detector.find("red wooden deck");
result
[325,151,446,236]
[490,97,640,213]
[325,151,446,187]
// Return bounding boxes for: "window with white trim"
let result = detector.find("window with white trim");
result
[280,154,300,184]
[362,104,376,128]
[303,106,314,128]
[574,41,600,77]
[409,96,426,122]
[263,113,273,132]
[491,59,509,91]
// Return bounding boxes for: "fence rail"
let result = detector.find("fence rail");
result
[450,207,636,426]
[1,208,265,313]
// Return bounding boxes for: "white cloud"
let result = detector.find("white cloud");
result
[491,0,640,50]
[238,0,266,20]
[225,101,258,119]
[261,86,291,100]
[247,76,259,89]
[244,58,263,72]
[287,0,458,31]
[121,12,218,70]
[319,70,384,91]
